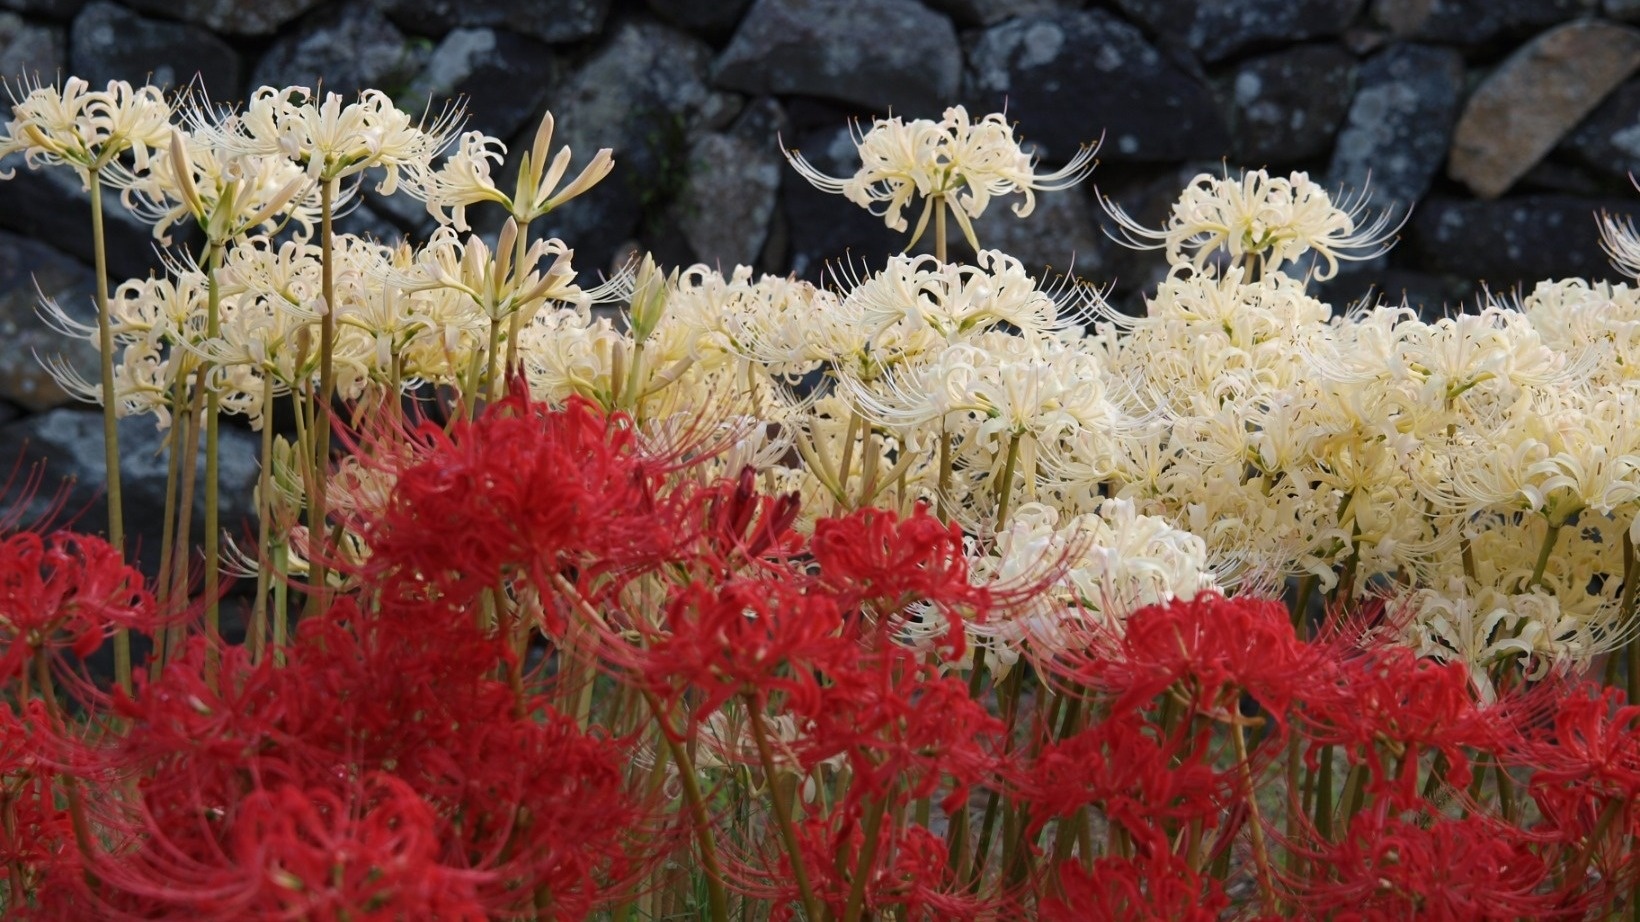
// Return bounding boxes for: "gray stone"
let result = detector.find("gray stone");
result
[714,0,960,118]
[922,0,1070,27]
[403,28,555,142]
[1372,0,1596,44]
[1450,20,1640,199]
[251,1,431,98]
[0,12,63,83]
[645,0,754,36]
[961,185,1105,281]
[1409,196,1640,294]
[0,407,262,576]
[0,165,165,281]
[375,0,611,45]
[121,0,326,36]
[966,10,1228,163]
[1112,0,1365,63]
[70,1,238,94]
[1560,76,1640,189]
[1327,44,1464,214]
[1228,44,1357,165]
[0,0,84,19]
[674,103,783,269]
[528,18,724,275]
[1609,0,1640,22]
[780,122,900,281]
[0,230,99,412]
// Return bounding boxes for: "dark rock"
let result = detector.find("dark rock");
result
[780,122,899,281]
[1560,76,1640,189]
[121,0,326,36]
[0,165,163,282]
[1450,20,1640,199]
[0,11,64,82]
[0,0,86,19]
[0,230,99,412]
[959,186,1105,281]
[1371,0,1596,45]
[645,0,754,37]
[1409,196,1640,294]
[1111,0,1364,63]
[251,1,431,98]
[1317,267,1476,319]
[70,1,239,93]
[1228,44,1357,166]
[966,10,1228,163]
[1327,43,1464,214]
[922,0,1071,27]
[673,99,784,268]
[1610,0,1640,22]
[0,408,262,576]
[403,28,555,141]
[714,0,960,118]
[526,18,726,276]
[375,0,611,44]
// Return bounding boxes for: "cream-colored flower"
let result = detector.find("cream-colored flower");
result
[1601,210,1640,280]
[1102,169,1397,280]
[0,76,172,183]
[410,112,613,229]
[786,105,1096,251]
[223,85,459,191]
[388,219,584,324]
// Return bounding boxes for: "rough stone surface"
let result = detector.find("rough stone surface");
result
[1112,0,1365,63]
[120,0,325,36]
[251,1,430,98]
[1228,44,1357,165]
[1450,20,1640,199]
[0,11,63,82]
[966,10,1229,163]
[0,0,86,18]
[645,0,754,37]
[714,0,960,117]
[0,166,163,281]
[1327,43,1464,213]
[781,122,899,282]
[0,230,99,412]
[376,0,610,44]
[1609,0,1640,21]
[0,409,262,575]
[961,186,1104,280]
[70,1,238,92]
[1372,0,1595,44]
[674,100,783,269]
[529,18,723,274]
[922,0,1070,27]
[1560,76,1640,188]
[1410,196,1640,292]
[403,28,554,142]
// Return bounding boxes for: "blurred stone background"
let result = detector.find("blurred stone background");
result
[0,0,1638,570]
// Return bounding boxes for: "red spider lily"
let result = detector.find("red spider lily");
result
[676,466,804,575]
[355,393,672,614]
[1024,706,1228,852]
[1514,685,1640,804]
[0,530,157,688]
[1041,853,1230,922]
[1054,593,1320,731]
[1297,645,1502,809]
[611,572,852,719]
[741,807,1004,922]
[811,505,990,656]
[1298,807,1565,922]
[790,647,1007,817]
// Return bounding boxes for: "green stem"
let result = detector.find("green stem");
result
[88,169,129,694]
[1528,521,1562,590]
[842,794,888,922]
[308,177,338,615]
[935,199,947,264]
[249,374,276,665]
[995,431,1023,531]
[643,689,728,922]
[750,694,822,922]
[1232,718,1278,912]
[202,245,223,687]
